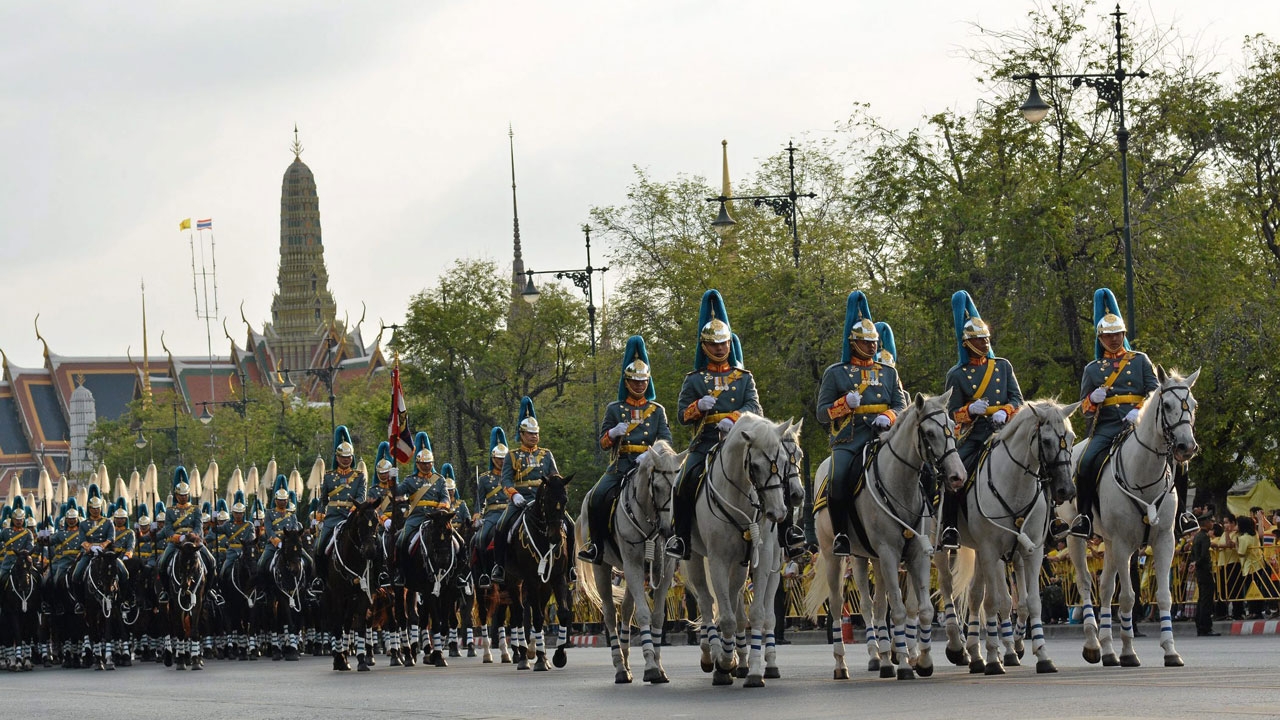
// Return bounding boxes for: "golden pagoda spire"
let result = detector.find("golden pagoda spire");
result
[141,279,153,409]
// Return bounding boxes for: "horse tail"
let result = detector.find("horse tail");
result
[948,546,977,619]
[802,552,831,622]
[572,500,603,612]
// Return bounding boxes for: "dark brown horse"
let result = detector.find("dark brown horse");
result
[163,536,208,670]
[323,499,382,671]
[500,473,575,671]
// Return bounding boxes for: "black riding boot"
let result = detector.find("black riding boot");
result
[1070,476,1095,538]
[828,497,853,557]
[491,532,507,584]
[940,491,961,549]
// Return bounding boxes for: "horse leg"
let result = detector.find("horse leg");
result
[908,556,935,678]
[648,561,674,683]
[597,564,627,683]
[824,546,851,680]
[552,573,572,669]
[733,593,749,679]
[990,557,1018,670]
[744,554,777,687]
[936,549,968,666]
[1150,528,1181,666]
[1067,535,1101,663]
[509,590,528,670]
[707,561,741,686]
[1019,548,1056,673]
[1113,542,1138,666]
[1096,546,1121,667]
[528,587,549,671]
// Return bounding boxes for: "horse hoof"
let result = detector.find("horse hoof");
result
[1102,653,1119,667]
[357,655,371,672]
[712,669,734,686]
[1082,647,1101,664]
[95,661,105,671]
[834,667,850,680]
[1120,654,1140,667]
[501,653,511,664]
[1016,644,1025,659]
[879,665,895,679]
[467,647,477,658]
[744,675,765,688]
[163,650,173,667]
[734,666,748,679]
[700,658,714,673]
[945,647,968,666]
[534,658,549,671]
[1003,652,1020,667]
[482,656,493,664]
[553,647,567,668]
[968,658,984,674]
[984,661,1004,676]
[764,666,780,679]
[867,658,880,672]
[390,653,402,667]
[432,651,447,668]
[616,670,633,684]
[642,667,664,683]
[449,648,461,658]
[1164,654,1184,668]
[1036,659,1058,674]
[517,659,529,670]
[897,667,915,680]
[915,663,934,678]
[191,659,203,671]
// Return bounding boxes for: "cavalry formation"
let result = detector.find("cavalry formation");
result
[0,286,1201,689]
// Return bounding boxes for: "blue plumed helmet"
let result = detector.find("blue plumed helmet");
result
[517,396,539,435]
[273,473,289,501]
[1092,288,1131,360]
[617,335,657,402]
[172,467,191,498]
[489,427,509,463]
[333,425,354,466]
[231,490,246,514]
[136,502,151,525]
[875,321,898,366]
[308,498,320,516]
[842,291,878,363]
[440,463,457,493]
[375,441,394,475]
[951,290,994,366]
[694,289,734,370]
[413,431,434,464]
[86,482,104,511]
[153,500,167,518]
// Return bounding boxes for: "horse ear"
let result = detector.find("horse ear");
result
[938,387,954,403]
[1062,401,1083,418]
[561,473,575,485]
[1156,364,1168,384]
[792,416,804,435]
[1185,367,1200,387]
[914,393,926,411]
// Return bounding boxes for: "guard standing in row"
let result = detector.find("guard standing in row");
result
[580,335,672,564]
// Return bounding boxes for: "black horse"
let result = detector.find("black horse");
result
[221,543,260,660]
[403,510,468,667]
[501,473,575,671]
[370,497,414,666]
[323,499,382,671]
[2,550,41,671]
[80,550,121,671]
[163,535,209,670]
[266,524,308,661]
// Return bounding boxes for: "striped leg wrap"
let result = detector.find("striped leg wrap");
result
[1119,611,1133,636]
[1099,609,1112,633]
[557,625,567,649]
[1159,612,1173,642]
[534,630,545,655]
[1030,621,1045,651]
[999,619,1014,643]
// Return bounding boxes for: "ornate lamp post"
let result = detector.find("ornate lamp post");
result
[706,140,816,268]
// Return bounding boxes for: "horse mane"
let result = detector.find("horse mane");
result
[639,438,675,472]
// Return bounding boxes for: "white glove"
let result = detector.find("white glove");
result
[511,493,527,508]
[717,418,735,433]
[991,409,1008,427]
[608,422,629,439]
[968,399,989,416]
[1089,387,1107,404]
[382,518,391,530]
[1124,408,1140,424]
[873,414,892,429]
[38,529,50,540]
[844,391,861,408]
[636,450,650,465]
[697,395,717,412]
[151,522,160,532]
[91,545,102,554]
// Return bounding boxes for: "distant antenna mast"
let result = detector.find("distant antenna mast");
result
[190,218,221,414]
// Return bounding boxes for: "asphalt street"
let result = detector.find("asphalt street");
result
[7,636,1279,720]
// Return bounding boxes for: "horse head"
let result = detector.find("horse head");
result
[728,413,789,524]
[1003,400,1081,504]
[778,417,805,507]
[350,499,383,559]
[1149,366,1200,463]
[905,390,966,492]
[533,473,573,542]
[638,440,684,532]
[88,550,120,603]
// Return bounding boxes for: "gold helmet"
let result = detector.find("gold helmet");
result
[216,510,229,522]
[375,458,394,474]
[137,514,152,526]
[112,506,128,519]
[174,482,191,497]
[848,318,878,342]
[65,508,80,522]
[1096,312,1126,335]
[87,495,104,509]
[414,448,434,464]
[623,359,650,381]
[11,507,25,522]
[231,502,246,514]
[962,317,991,340]
[699,318,732,344]
[491,442,509,459]
[335,441,355,458]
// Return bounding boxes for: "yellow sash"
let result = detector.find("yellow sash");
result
[972,359,996,401]
[2,529,29,550]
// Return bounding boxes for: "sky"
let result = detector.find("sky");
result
[0,0,1273,367]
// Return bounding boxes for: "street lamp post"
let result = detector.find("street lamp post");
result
[1012,3,1147,340]
[134,400,185,466]
[277,337,340,439]
[197,368,254,461]
[521,225,609,457]
[706,140,816,268]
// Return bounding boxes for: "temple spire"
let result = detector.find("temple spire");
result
[509,124,525,298]
[141,279,152,409]
[291,124,304,159]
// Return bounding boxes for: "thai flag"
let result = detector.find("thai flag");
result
[196,218,213,230]
[388,365,414,463]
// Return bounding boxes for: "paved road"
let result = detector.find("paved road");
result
[9,636,1279,719]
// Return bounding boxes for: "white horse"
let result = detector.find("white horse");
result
[574,440,685,684]
[1059,367,1199,668]
[934,400,1080,676]
[681,414,804,688]
[808,391,967,681]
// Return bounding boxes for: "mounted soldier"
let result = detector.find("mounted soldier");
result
[156,468,214,601]
[666,290,765,560]
[43,505,81,610]
[368,441,399,505]
[396,431,448,572]
[208,500,231,570]
[580,335,672,564]
[72,484,116,592]
[134,504,158,574]
[473,427,509,588]
[220,492,256,587]
[1070,288,1198,538]
[440,463,470,530]
[0,499,33,587]
[258,475,296,579]
[491,396,563,584]
[111,499,135,567]
[816,291,907,557]
[938,290,1025,549]
[314,426,368,581]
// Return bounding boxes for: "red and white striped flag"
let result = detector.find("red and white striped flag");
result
[388,364,414,463]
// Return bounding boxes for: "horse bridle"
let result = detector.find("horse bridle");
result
[1132,384,1195,459]
[993,407,1072,487]
[883,408,959,480]
[621,461,676,545]
[85,552,118,618]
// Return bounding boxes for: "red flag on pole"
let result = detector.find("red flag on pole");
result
[388,363,414,463]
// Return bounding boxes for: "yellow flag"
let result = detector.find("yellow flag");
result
[178,218,191,231]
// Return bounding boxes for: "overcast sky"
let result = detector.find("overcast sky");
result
[0,1,1271,367]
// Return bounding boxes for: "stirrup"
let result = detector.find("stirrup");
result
[477,574,492,589]
[832,533,852,557]
[783,525,806,548]
[1176,512,1199,537]
[1068,515,1091,539]
[1049,517,1069,541]
[490,566,505,584]
[664,536,687,560]
[576,543,601,565]
[939,526,960,550]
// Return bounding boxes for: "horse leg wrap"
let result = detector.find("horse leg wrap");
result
[466,628,474,647]
[1082,603,1096,627]
[906,622,918,646]
[1099,610,1112,634]
[639,627,653,655]
[1159,612,1173,643]
[999,619,1014,644]
[893,627,908,658]
[620,626,630,648]
[534,630,545,655]
[765,631,775,651]
[944,601,957,627]
[1119,611,1133,637]
[1030,622,1045,653]
[557,625,567,649]
[750,631,762,654]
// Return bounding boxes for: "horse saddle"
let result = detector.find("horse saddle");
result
[813,440,880,512]
[324,519,346,558]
